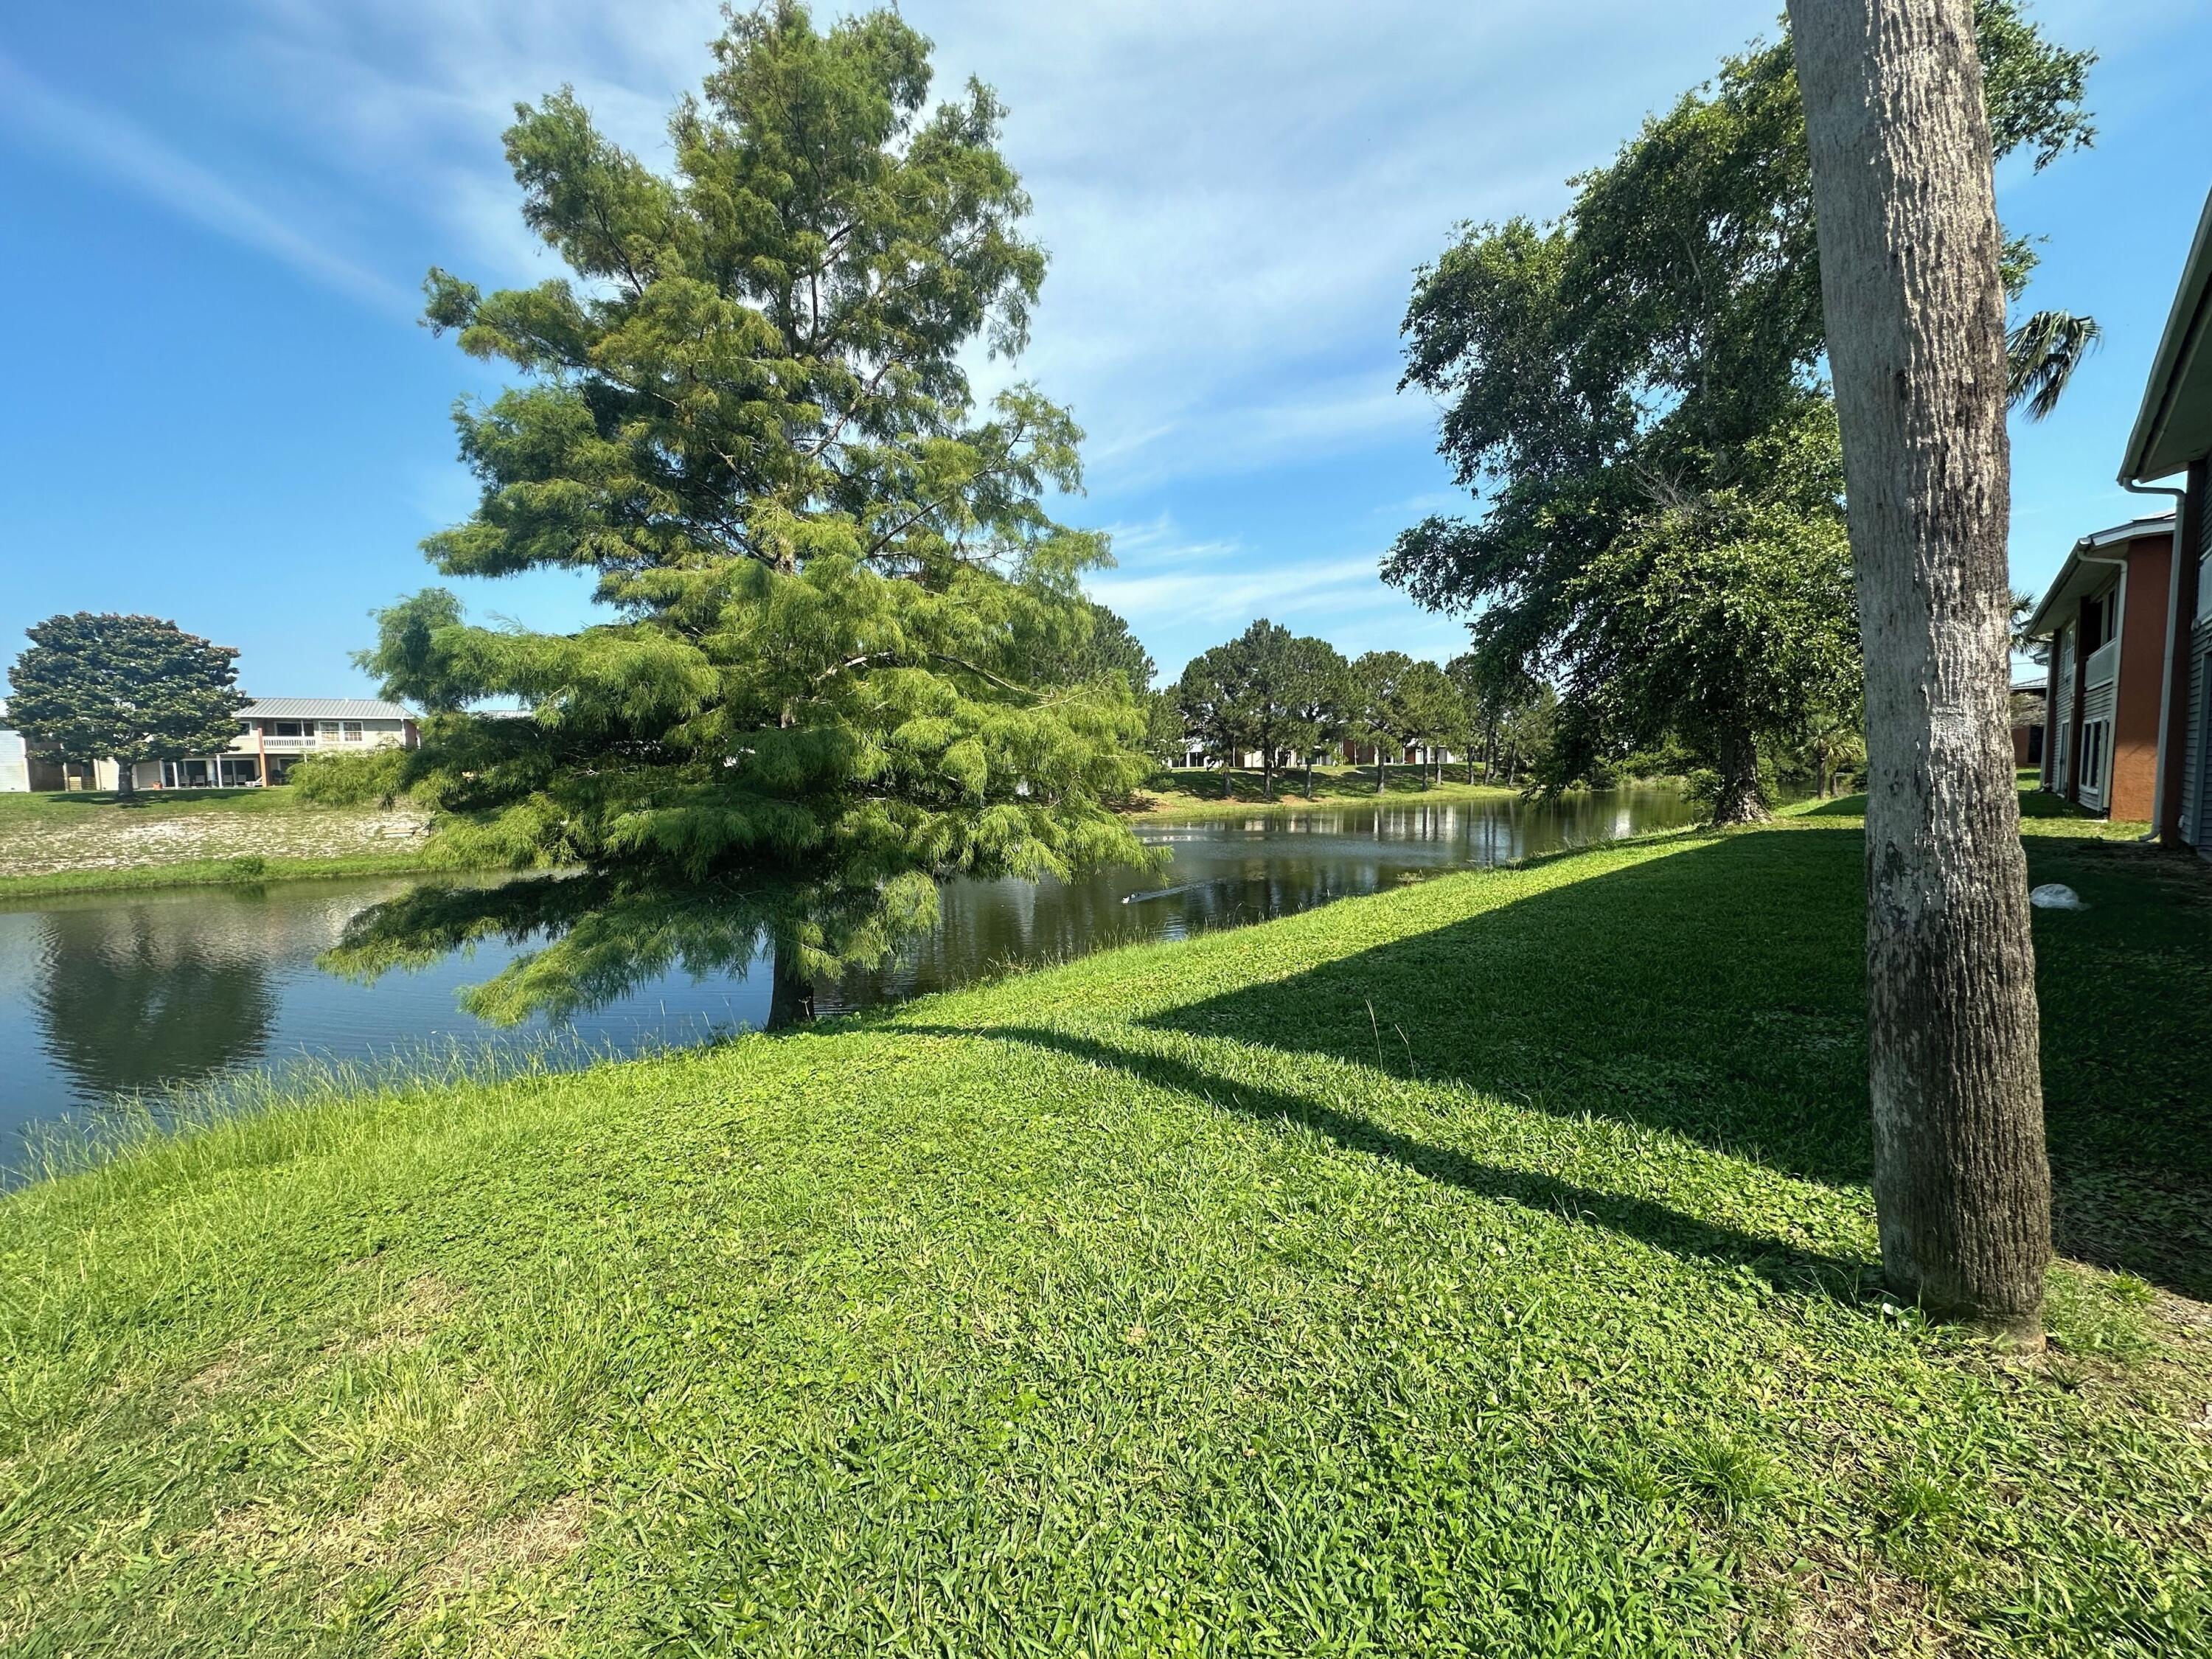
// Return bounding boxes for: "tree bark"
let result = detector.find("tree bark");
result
[1262,750,1274,801]
[1709,719,1769,826]
[768,933,814,1029]
[1789,0,2048,1343]
[1304,757,1315,799]
[114,759,136,801]
[1375,751,1386,796]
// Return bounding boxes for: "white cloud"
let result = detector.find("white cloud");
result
[3,0,1767,678]
[148,0,1764,489]
[1090,552,1383,629]
[0,49,409,310]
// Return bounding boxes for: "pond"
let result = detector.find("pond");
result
[0,786,1694,1160]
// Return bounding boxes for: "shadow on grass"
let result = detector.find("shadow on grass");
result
[1116,827,2212,1299]
[1800,793,1868,818]
[900,1019,1866,1298]
[1804,786,2103,824]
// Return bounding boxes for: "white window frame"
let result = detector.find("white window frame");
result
[2078,715,2112,811]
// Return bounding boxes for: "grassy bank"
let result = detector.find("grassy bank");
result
[0,848,448,901]
[0,787,442,898]
[3,808,2208,1655]
[1133,764,1525,817]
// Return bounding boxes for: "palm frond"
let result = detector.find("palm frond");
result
[2006,309,2101,422]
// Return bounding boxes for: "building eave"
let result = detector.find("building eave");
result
[2121,184,2212,484]
[2022,515,2175,636]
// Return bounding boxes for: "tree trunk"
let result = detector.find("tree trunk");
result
[768,933,814,1029]
[1222,753,1234,799]
[1262,751,1274,801]
[1709,719,1769,826]
[1304,757,1315,799]
[114,759,136,801]
[1375,751,1386,796]
[1789,0,2048,1343]
[1484,716,1499,782]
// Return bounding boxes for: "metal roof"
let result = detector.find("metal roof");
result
[2020,512,2176,638]
[239,698,414,721]
[2122,184,2212,484]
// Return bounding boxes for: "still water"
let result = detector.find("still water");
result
[0,788,1691,1154]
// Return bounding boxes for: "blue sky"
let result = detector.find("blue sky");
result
[1,0,2205,698]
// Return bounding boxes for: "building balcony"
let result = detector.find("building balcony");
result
[2084,636,2120,689]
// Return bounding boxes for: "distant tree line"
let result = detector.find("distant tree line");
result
[1157,619,1556,800]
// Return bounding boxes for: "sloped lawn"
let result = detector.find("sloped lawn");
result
[1,810,2208,1655]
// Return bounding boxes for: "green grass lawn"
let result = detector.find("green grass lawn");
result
[3,807,2208,1655]
[0,787,443,897]
[1133,764,1525,816]
[0,786,326,825]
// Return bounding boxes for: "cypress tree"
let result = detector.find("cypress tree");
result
[358,4,1153,1013]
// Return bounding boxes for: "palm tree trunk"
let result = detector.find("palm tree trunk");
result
[1790,0,2048,1343]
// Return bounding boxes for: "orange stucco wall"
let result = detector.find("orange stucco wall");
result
[2111,535,2173,823]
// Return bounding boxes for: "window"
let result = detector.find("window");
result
[319,721,340,741]
[271,719,302,737]
[2080,719,2110,800]
[342,721,364,742]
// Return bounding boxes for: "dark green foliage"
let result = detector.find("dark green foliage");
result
[1050,601,1156,695]
[5,613,246,798]
[1284,635,1354,794]
[1176,624,1354,799]
[1174,645,1243,791]
[1350,652,1457,790]
[1385,2,2090,809]
[366,4,1150,1001]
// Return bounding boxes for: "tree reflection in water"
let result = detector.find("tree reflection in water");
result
[32,903,279,1099]
[320,872,930,1030]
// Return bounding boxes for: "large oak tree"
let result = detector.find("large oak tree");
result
[1385,1,2090,822]
[6,613,246,799]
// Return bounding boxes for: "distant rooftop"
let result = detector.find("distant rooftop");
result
[240,698,414,721]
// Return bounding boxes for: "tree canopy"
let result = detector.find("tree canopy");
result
[1348,651,1457,792]
[1385,0,2092,820]
[355,3,1152,1012]
[5,613,246,798]
[1173,621,1346,799]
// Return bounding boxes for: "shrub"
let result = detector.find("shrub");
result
[291,748,409,807]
